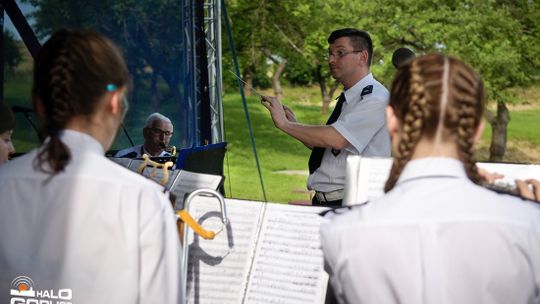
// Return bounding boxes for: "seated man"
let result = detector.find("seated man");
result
[116,112,174,158]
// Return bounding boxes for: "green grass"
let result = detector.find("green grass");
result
[222,93,321,203]
[4,70,539,203]
[481,109,540,145]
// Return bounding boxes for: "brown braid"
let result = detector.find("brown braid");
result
[384,54,485,192]
[33,29,130,175]
[35,43,76,173]
[384,58,433,192]
[445,59,485,184]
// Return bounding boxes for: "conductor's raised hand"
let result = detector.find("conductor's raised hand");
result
[261,96,288,129]
[283,104,297,122]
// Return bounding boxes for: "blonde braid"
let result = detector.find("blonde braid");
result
[384,59,430,192]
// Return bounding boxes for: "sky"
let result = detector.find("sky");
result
[3,1,36,40]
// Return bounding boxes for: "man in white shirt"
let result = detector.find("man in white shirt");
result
[116,112,174,158]
[262,28,391,206]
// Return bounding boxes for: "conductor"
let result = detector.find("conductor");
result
[262,28,391,206]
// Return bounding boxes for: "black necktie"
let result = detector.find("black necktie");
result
[308,93,346,174]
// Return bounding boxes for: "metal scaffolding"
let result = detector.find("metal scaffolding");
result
[203,0,223,144]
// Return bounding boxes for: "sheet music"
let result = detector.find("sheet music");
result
[186,198,265,304]
[170,170,223,211]
[140,166,179,189]
[127,159,144,172]
[346,157,540,206]
[477,162,540,188]
[354,157,392,204]
[108,157,132,168]
[244,204,329,304]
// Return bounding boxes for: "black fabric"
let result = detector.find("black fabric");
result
[312,195,342,206]
[360,85,373,98]
[308,93,346,174]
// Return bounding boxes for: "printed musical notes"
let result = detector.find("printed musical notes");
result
[184,198,330,304]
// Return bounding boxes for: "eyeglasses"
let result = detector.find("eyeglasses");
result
[147,127,173,137]
[326,49,363,60]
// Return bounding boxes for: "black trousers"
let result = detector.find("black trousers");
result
[312,196,342,206]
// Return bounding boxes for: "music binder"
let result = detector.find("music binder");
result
[109,157,224,210]
[185,197,330,304]
[343,155,540,206]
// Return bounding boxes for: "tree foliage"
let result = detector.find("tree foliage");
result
[2,30,23,72]
[226,0,539,159]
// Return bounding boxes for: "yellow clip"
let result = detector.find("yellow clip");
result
[176,210,217,240]
[137,154,174,185]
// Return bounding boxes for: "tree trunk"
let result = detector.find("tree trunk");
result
[315,65,340,115]
[242,66,254,97]
[486,100,510,162]
[272,59,287,102]
[316,65,331,115]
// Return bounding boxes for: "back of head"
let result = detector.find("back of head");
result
[384,54,485,192]
[0,100,16,134]
[33,29,130,174]
[392,47,415,69]
[328,28,373,66]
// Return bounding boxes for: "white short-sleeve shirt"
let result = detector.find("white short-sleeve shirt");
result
[308,73,391,192]
[320,157,540,304]
[0,130,183,304]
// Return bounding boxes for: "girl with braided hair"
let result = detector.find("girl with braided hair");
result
[320,54,540,304]
[0,29,183,303]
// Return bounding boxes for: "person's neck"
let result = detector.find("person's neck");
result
[342,69,369,90]
[143,144,163,157]
[410,137,460,160]
[65,117,116,151]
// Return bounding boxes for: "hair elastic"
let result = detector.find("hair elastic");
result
[106,84,118,92]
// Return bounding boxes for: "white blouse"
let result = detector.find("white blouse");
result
[321,157,540,304]
[0,130,183,304]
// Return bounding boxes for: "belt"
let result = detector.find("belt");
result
[315,189,344,203]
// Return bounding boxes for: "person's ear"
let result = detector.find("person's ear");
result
[473,119,485,144]
[108,91,122,116]
[359,50,369,66]
[108,88,127,117]
[386,106,400,136]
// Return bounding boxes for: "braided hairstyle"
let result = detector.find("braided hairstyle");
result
[384,54,485,192]
[33,29,130,174]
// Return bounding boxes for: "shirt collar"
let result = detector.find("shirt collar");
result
[396,157,467,185]
[343,73,374,103]
[59,129,105,156]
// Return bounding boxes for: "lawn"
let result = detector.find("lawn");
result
[223,86,540,202]
[4,71,540,203]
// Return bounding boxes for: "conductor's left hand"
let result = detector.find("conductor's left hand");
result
[261,96,289,129]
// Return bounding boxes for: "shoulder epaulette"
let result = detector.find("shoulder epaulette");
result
[360,85,373,99]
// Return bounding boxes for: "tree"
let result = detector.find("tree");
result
[3,30,23,74]
[370,0,540,161]
[25,0,185,109]
[227,0,539,160]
